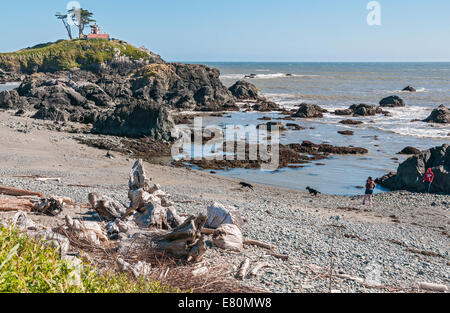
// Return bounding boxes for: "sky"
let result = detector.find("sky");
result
[1,0,449,62]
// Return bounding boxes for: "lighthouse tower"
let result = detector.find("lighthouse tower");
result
[87,23,110,40]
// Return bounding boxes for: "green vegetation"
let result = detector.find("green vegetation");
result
[0,39,150,73]
[0,225,178,293]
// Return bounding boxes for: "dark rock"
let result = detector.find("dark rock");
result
[292,103,328,118]
[339,119,363,125]
[334,109,353,116]
[92,102,176,140]
[423,105,450,124]
[377,144,450,194]
[252,100,279,112]
[398,146,421,155]
[402,86,416,92]
[257,121,285,131]
[379,96,405,108]
[0,90,29,109]
[349,103,383,116]
[338,130,354,136]
[286,123,305,130]
[32,104,67,122]
[229,80,261,100]
[14,109,25,116]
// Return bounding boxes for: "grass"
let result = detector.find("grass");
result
[0,39,150,73]
[0,224,178,293]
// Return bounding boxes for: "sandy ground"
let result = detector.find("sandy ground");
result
[0,111,449,293]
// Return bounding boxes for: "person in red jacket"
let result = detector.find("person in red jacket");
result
[422,168,434,193]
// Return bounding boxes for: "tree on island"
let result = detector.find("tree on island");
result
[55,13,73,39]
[56,8,96,39]
[69,8,96,38]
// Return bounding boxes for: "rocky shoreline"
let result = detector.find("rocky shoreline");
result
[0,111,449,293]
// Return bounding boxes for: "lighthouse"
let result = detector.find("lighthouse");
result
[87,23,110,40]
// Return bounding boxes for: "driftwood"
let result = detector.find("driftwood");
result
[156,214,207,262]
[249,262,271,277]
[268,252,289,260]
[32,198,63,216]
[243,239,275,250]
[206,202,244,229]
[0,199,34,211]
[0,186,43,198]
[212,224,243,252]
[88,192,127,221]
[237,258,250,280]
[36,178,61,183]
[200,228,216,235]
[418,282,448,292]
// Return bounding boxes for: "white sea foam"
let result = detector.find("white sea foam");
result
[220,73,320,80]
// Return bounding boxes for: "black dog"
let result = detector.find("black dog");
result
[306,187,321,196]
[240,182,254,190]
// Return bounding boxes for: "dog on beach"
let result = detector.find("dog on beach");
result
[306,187,321,196]
[240,182,254,190]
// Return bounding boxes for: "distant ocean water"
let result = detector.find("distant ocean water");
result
[198,62,450,195]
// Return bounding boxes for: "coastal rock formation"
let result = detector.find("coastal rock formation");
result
[402,86,416,92]
[229,80,261,100]
[423,105,450,124]
[334,108,353,116]
[92,102,177,140]
[377,144,450,194]
[0,90,28,109]
[398,146,421,155]
[379,96,405,108]
[251,99,279,112]
[339,119,363,125]
[349,104,383,116]
[292,103,328,118]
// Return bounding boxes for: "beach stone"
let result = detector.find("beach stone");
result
[398,146,421,155]
[349,103,383,116]
[403,86,416,92]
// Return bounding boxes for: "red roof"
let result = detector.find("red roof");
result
[87,34,110,39]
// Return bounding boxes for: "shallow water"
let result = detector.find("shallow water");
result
[196,62,450,195]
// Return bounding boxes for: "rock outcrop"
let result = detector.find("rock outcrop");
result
[398,146,421,155]
[229,80,261,100]
[379,96,405,108]
[423,105,450,124]
[377,144,450,194]
[292,103,328,118]
[349,104,383,116]
[0,90,29,109]
[402,86,416,92]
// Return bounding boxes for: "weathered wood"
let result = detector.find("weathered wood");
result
[268,252,289,260]
[0,199,34,211]
[0,186,43,198]
[200,228,216,235]
[249,262,271,277]
[36,178,62,183]
[237,258,250,280]
[213,224,243,252]
[244,239,275,250]
[418,282,448,292]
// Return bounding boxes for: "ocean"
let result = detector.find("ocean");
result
[1,63,449,195]
[198,62,450,195]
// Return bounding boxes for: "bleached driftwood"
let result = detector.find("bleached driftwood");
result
[32,198,63,216]
[0,199,34,212]
[156,214,207,262]
[212,224,243,252]
[418,282,448,292]
[249,262,271,277]
[237,258,250,280]
[205,202,244,229]
[36,178,62,183]
[0,186,43,198]
[243,239,275,250]
[200,228,216,235]
[88,192,127,221]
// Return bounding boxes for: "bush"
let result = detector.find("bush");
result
[0,225,179,293]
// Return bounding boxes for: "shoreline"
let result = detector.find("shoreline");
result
[0,110,448,293]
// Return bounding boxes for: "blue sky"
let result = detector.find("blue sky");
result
[1,0,449,61]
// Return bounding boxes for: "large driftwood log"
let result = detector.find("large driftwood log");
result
[249,262,271,277]
[0,186,43,198]
[206,202,244,229]
[88,192,127,221]
[212,224,243,252]
[156,214,207,262]
[0,199,34,211]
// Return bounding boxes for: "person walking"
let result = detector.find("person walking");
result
[363,177,376,207]
[422,168,434,193]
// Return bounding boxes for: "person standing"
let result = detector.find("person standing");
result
[422,168,434,193]
[363,177,376,207]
